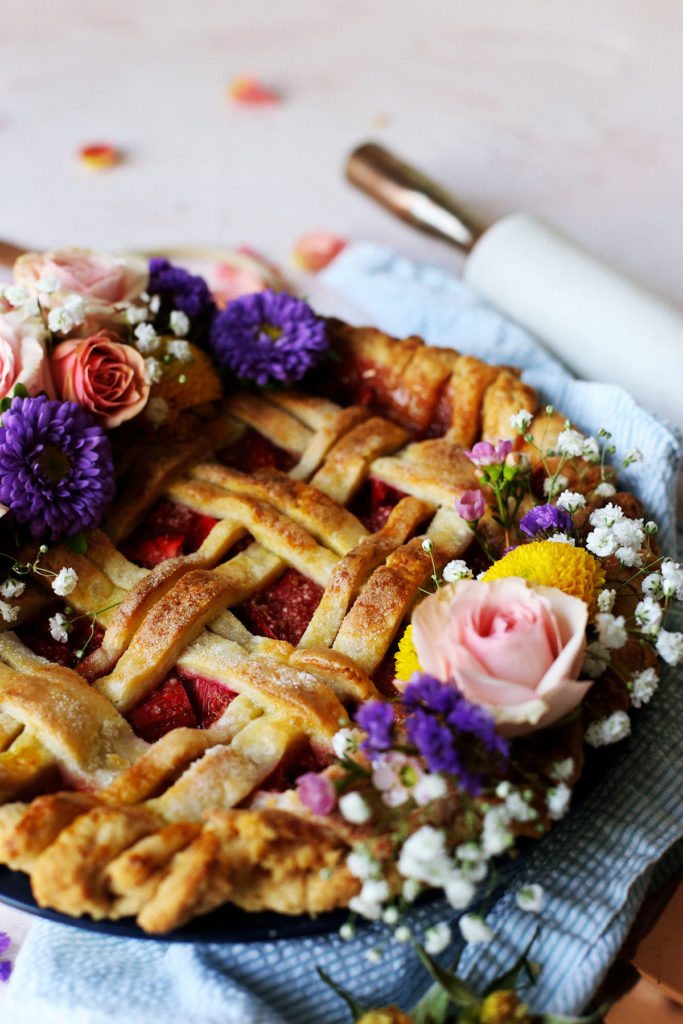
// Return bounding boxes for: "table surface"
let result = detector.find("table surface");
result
[1,0,682,1006]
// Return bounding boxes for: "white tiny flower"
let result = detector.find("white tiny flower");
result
[360,878,389,905]
[48,612,69,643]
[166,338,193,362]
[516,884,545,913]
[149,294,161,314]
[550,757,574,782]
[589,504,624,529]
[456,841,485,863]
[495,781,512,799]
[402,878,421,903]
[444,871,476,910]
[169,310,190,337]
[557,429,586,457]
[655,629,683,667]
[506,791,536,822]
[594,481,617,498]
[338,791,371,824]
[348,893,382,921]
[547,782,572,820]
[143,357,164,385]
[584,711,631,748]
[51,566,78,597]
[460,860,488,884]
[510,409,533,433]
[0,599,19,623]
[597,589,616,613]
[398,827,452,886]
[126,305,149,325]
[623,447,643,465]
[642,573,663,597]
[544,474,569,498]
[615,545,642,568]
[421,537,434,553]
[413,773,447,806]
[630,668,659,708]
[595,613,628,650]
[482,805,513,857]
[4,284,30,306]
[585,527,618,559]
[394,925,411,943]
[556,490,586,514]
[582,437,600,462]
[48,307,75,334]
[424,922,452,955]
[135,323,161,354]
[548,533,575,545]
[332,727,357,759]
[634,597,663,634]
[0,578,25,599]
[459,914,493,945]
[365,946,383,964]
[339,922,355,941]
[36,275,61,294]
[382,906,399,925]
[63,293,86,325]
[144,396,170,428]
[661,561,683,601]
[582,640,610,678]
[347,849,379,880]
[442,559,472,583]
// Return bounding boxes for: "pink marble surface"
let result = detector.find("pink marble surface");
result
[0,0,681,996]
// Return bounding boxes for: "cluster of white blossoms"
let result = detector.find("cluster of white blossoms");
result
[585,503,647,567]
[0,558,79,634]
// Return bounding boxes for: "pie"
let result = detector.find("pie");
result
[0,266,658,935]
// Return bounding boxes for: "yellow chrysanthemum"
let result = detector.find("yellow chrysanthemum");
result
[479,989,530,1024]
[356,1009,414,1024]
[483,540,605,616]
[394,624,422,682]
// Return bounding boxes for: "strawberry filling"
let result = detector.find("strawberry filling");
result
[219,429,297,473]
[257,738,332,793]
[351,477,408,533]
[235,567,323,645]
[126,669,240,742]
[122,500,219,568]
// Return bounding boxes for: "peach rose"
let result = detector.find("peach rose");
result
[0,310,55,400]
[51,330,149,428]
[410,576,592,736]
[14,248,148,307]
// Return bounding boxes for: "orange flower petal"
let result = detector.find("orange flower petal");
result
[292,230,347,273]
[77,143,121,171]
[228,75,280,105]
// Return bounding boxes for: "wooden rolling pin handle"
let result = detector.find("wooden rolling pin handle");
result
[346,141,482,252]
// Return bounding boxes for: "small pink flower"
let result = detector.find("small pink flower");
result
[465,440,513,466]
[0,310,54,400]
[51,329,149,428]
[457,488,487,522]
[296,771,337,815]
[293,230,347,273]
[14,248,148,308]
[372,751,424,807]
[410,577,591,737]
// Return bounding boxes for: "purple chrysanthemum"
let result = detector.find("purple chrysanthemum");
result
[0,396,116,539]
[209,289,328,386]
[402,673,508,795]
[148,257,216,320]
[519,503,572,538]
[355,700,395,760]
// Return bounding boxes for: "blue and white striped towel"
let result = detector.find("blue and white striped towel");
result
[3,243,682,1023]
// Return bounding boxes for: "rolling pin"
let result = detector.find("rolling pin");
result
[346,142,683,437]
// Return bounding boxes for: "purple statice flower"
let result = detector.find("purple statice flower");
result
[402,673,508,796]
[0,960,11,983]
[0,396,116,539]
[355,700,395,761]
[148,257,216,320]
[296,772,337,815]
[0,932,9,955]
[465,440,513,467]
[520,503,573,538]
[456,488,486,522]
[209,289,328,386]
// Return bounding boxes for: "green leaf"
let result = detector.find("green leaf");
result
[12,382,29,399]
[413,943,480,1010]
[1,397,12,412]
[316,967,367,1021]
[482,927,539,996]
[412,980,459,1024]
[65,531,87,555]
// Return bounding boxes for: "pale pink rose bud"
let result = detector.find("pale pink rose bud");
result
[296,772,337,815]
[456,488,487,522]
[0,310,55,400]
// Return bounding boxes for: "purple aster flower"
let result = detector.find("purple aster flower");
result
[209,289,328,386]
[0,960,11,983]
[148,257,216,320]
[520,503,572,538]
[355,700,395,760]
[0,396,116,539]
[402,673,508,795]
[456,488,487,522]
[465,440,513,466]
[296,772,337,815]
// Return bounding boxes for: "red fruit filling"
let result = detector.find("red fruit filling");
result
[122,500,219,568]
[350,477,408,533]
[17,615,104,670]
[125,669,240,742]
[257,738,332,793]
[219,429,297,474]
[235,567,323,645]
[177,668,239,728]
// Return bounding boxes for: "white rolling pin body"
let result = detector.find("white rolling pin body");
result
[463,213,683,435]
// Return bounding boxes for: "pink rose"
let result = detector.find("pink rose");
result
[14,248,148,307]
[51,330,149,428]
[0,310,55,400]
[410,577,591,736]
